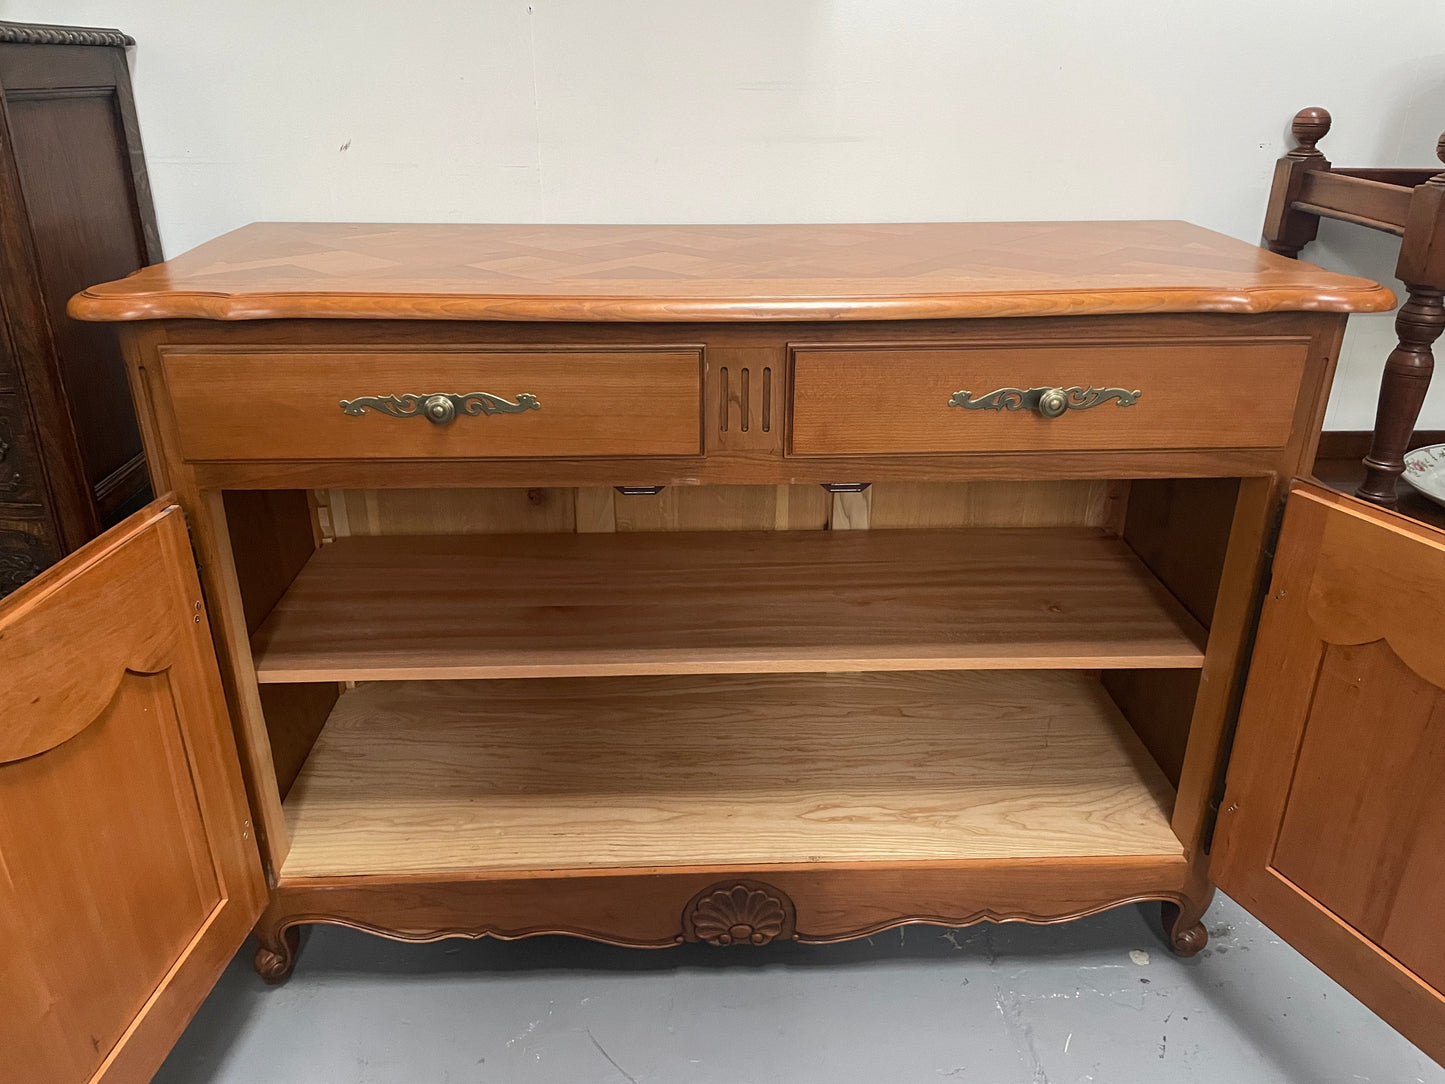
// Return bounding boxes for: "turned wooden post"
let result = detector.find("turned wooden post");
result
[1356,133,1445,506]
[1263,107,1332,258]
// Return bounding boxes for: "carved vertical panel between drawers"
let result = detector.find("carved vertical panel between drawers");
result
[710,349,783,455]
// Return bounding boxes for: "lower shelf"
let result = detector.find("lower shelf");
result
[279,670,1182,878]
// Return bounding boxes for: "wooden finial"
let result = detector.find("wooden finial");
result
[1288,107,1331,159]
[1425,130,1445,190]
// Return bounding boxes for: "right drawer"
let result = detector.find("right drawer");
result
[789,340,1309,455]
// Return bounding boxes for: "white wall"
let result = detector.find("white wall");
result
[8,0,1445,426]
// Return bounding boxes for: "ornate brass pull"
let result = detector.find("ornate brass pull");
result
[339,391,541,426]
[948,386,1141,418]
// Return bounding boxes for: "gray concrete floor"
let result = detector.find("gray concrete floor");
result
[156,894,1441,1083]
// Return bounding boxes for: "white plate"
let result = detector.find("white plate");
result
[1402,443,1445,508]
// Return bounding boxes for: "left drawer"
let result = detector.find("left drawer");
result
[160,348,704,460]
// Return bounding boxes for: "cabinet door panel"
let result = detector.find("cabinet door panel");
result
[0,500,265,1084]
[1213,482,1445,1065]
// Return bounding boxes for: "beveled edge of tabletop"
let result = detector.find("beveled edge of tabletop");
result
[69,283,1400,323]
[67,220,1399,323]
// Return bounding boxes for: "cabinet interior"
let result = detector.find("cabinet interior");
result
[222,477,1240,880]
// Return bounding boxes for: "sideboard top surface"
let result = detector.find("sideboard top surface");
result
[69,220,1395,323]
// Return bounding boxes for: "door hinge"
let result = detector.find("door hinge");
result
[1200,490,1290,854]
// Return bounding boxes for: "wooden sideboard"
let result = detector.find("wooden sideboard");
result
[5,220,1444,1083]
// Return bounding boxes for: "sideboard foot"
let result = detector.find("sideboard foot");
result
[253,924,301,985]
[1162,890,1214,958]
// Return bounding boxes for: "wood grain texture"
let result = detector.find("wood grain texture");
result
[867,480,1116,529]
[1295,169,1415,234]
[221,489,319,633]
[1213,482,1445,1066]
[68,221,1395,323]
[279,671,1182,878]
[1264,111,1445,511]
[1102,668,1201,788]
[1304,485,1445,689]
[160,348,704,461]
[0,499,263,1084]
[189,488,294,876]
[1106,478,1238,791]
[1263,108,1333,258]
[249,527,1208,683]
[256,852,1197,964]
[116,309,1335,490]
[1123,478,1239,626]
[790,341,1309,454]
[79,224,1370,1014]
[611,483,831,531]
[251,851,1200,982]
[323,486,575,536]
[0,504,194,762]
[124,305,1327,884]
[0,34,160,586]
[196,447,1288,491]
[708,345,783,457]
[5,84,150,492]
[259,683,340,802]
[1270,640,1445,994]
[1168,476,1286,854]
[1356,286,1443,507]
[321,482,1103,537]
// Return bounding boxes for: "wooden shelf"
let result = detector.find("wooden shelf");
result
[279,671,1183,878]
[251,528,1207,682]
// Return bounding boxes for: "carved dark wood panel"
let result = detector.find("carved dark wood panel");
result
[0,517,55,593]
[0,394,45,504]
[0,22,158,588]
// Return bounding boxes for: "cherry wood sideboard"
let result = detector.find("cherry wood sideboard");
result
[5,220,1444,1083]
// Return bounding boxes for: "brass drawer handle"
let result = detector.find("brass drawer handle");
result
[948,385,1141,419]
[339,391,541,426]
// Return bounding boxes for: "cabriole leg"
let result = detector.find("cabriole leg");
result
[1162,883,1215,958]
[253,923,301,985]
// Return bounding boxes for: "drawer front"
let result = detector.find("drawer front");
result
[162,349,703,461]
[789,341,1309,455]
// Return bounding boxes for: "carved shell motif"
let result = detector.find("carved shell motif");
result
[684,881,796,946]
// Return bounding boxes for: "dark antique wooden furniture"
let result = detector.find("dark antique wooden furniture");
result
[1265,107,1445,507]
[0,21,159,595]
[7,220,1445,1083]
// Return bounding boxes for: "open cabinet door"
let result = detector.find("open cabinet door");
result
[1212,481,1445,1065]
[0,499,266,1084]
